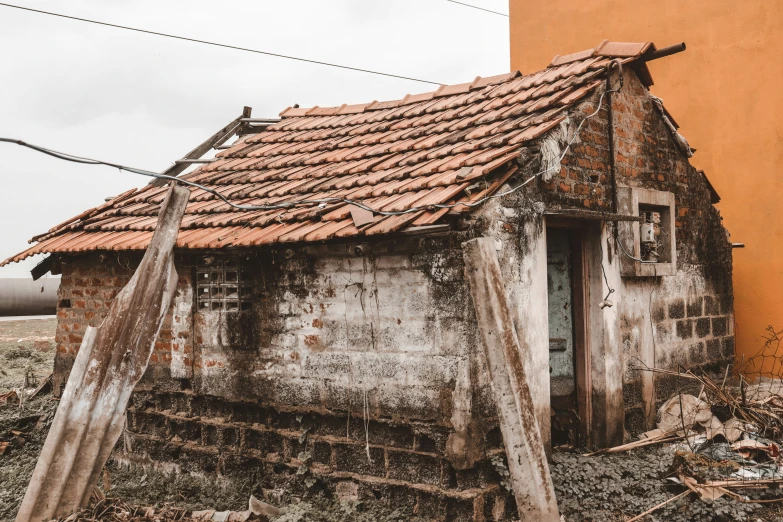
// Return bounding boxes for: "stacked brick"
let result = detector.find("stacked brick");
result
[53,255,192,394]
[124,390,512,521]
[668,295,734,364]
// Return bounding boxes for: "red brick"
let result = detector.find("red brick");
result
[574,183,591,195]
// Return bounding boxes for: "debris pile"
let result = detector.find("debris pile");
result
[592,366,783,519]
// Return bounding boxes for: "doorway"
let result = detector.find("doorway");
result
[546,226,590,447]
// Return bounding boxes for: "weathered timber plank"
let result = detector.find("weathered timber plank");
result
[15,184,190,522]
[462,237,560,521]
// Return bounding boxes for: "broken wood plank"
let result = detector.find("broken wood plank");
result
[15,184,190,522]
[29,373,52,399]
[462,237,560,521]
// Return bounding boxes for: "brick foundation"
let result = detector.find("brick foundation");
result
[123,390,514,521]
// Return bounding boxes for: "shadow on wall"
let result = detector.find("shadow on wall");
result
[0,278,60,316]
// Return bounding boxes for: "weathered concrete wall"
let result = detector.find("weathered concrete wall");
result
[189,238,483,423]
[463,196,552,451]
[52,242,519,521]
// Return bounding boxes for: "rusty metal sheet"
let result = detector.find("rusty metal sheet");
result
[15,184,190,522]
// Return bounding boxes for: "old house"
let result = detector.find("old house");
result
[3,41,734,520]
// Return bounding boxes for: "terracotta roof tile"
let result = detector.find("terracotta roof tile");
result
[594,40,653,57]
[2,41,663,266]
[550,48,595,68]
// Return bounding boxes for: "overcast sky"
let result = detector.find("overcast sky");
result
[0,0,512,278]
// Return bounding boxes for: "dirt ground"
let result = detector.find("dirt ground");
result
[0,317,56,392]
[2,318,783,521]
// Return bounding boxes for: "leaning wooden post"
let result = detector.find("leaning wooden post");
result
[16,184,190,522]
[462,237,560,521]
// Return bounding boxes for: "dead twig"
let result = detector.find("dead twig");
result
[626,490,690,522]
[584,432,683,456]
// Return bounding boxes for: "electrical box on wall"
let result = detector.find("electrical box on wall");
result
[616,187,677,277]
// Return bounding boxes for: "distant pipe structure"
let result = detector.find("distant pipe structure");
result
[0,278,59,316]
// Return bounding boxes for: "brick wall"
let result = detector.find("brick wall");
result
[54,254,192,394]
[532,68,734,433]
[540,102,613,211]
[123,390,512,522]
[598,70,734,433]
[541,69,733,288]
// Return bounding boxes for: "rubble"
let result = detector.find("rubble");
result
[583,363,783,520]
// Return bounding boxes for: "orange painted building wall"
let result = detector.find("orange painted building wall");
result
[509,0,783,367]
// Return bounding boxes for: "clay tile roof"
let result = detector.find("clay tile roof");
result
[549,40,655,67]
[1,41,658,266]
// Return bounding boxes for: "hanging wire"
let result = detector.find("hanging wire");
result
[0,2,443,85]
[444,0,508,17]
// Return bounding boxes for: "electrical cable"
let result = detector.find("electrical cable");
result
[0,88,612,219]
[616,233,656,264]
[444,0,508,17]
[0,2,442,86]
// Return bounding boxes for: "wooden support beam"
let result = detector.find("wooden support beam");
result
[544,208,643,222]
[174,158,216,164]
[150,106,252,187]
[15,185,190,522]
[462,237,560,521]
[239,118,281,123]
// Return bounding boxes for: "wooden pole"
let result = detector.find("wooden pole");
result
[462,237,560,521]
[16,184,190,522]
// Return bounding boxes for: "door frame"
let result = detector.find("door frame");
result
[546,220,592,448]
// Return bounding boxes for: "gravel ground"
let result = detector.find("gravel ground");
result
[551,448,783,521]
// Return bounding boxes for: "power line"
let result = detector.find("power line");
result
[0,2,442,86]
[445,0,508,17]
[0,91,610,220]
